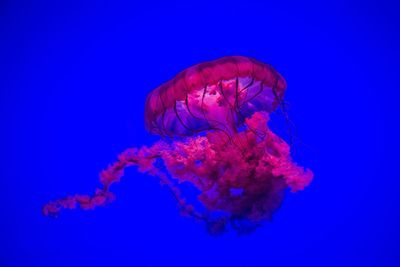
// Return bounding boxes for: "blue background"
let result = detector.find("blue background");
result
[1,0,399,266]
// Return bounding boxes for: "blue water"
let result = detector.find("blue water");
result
[2,1,399,266]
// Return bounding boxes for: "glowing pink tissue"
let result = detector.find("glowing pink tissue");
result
[44,56,313,233]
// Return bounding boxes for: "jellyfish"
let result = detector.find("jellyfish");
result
[43,56,313,234]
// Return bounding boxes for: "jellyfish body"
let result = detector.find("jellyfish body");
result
[43,56,313,233]
[145,56,286,137]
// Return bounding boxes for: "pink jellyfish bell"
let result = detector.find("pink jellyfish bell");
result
[43,56,313,234]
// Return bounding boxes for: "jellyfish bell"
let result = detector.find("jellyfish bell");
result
[43,56,313,234]
[144,56,286,137]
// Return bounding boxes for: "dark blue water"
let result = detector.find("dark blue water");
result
[2,1,399,266]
